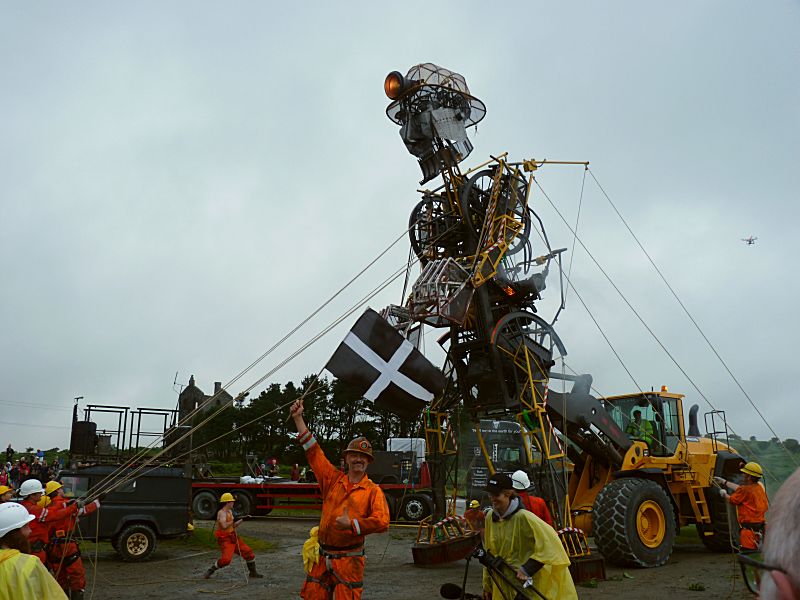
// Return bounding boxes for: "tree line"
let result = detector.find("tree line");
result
[190,375,422,466]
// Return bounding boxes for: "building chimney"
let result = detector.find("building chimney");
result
[214,382,222,394]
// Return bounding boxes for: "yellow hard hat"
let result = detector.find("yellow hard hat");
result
[45,481,63,496]
[220,492,235,503]
[469,500,479,509]
[0,485,12,496]
[741,462,763,478]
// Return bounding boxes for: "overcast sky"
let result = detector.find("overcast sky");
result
[1,2,798,453]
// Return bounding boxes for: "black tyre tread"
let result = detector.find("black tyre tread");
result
[697,491,735,552]
[192,490,217,520]
[117,523,157,562]
[593,478,676,568]
[233,492,252,518]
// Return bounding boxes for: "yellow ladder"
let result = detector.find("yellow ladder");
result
[687,484,711,525]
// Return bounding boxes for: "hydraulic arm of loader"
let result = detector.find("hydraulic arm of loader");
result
[545,373,631,466]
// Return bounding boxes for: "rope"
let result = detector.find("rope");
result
[587,167,798,468]
[84,223,416,498]
[87,259,418,498]
[533,176,780,485]
[563,165,587,304]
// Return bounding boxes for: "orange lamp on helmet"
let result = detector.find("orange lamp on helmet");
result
[384,71,405,100]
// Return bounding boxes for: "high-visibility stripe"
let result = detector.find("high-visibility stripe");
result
[352,519,361,535]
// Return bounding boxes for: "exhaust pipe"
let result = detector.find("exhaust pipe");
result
[688,404,701,436]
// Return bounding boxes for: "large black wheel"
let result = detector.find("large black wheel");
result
[233,492,252,518]
[459,168,531,255]
[697,489,735,552]
[116,523,157,562]
[408,194,464,263]
[593,478,676,567]
[192,490,217,520]
[399,493,434,521]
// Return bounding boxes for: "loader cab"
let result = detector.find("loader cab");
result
[604,392,685,457]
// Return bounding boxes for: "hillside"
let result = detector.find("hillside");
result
[727,435,800,493]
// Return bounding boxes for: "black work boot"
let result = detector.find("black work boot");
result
[69,591,85,600]
[203,563,219,579]
[247,560,264,578]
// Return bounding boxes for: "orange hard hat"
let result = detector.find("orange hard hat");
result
[343,437,374,462]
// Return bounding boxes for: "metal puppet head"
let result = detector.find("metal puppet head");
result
[385,63,486,183]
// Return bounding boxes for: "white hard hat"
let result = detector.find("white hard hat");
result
[19,479,45,497]
[0,502,35,537]
[511,470,531,491]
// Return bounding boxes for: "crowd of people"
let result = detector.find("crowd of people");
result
[1,444,63,492]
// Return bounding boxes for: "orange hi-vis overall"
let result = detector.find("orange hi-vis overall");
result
[518,492,554,527]
[20,497,81,565]
[46,496,99,592]
[214,508,255,567]
[729,483,769,550]
[297,430,390,599]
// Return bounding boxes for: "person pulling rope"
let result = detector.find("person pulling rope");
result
[203,493,263,580]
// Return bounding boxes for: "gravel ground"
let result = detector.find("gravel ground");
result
[82,517,752,599]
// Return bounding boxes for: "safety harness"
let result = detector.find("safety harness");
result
[304,543,365,592]
[50,530,82,566]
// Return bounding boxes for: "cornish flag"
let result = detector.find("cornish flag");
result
[325,308,446,419]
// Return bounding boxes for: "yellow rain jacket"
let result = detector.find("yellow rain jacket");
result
[0,548,67,600]
[483,500,577,600]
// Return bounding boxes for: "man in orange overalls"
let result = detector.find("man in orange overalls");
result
[511,470,554,527]
[203,492,264,579]
[290,397,390,599]
[18,479,85,567]
[717,461,769,551]
[44,480,101,600]
[464,500,486,533]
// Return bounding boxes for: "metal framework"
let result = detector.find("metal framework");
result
[383,63,594,561]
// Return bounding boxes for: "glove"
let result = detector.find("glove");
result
[76,499,86,509]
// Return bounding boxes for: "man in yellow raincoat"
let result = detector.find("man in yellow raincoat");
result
[482,473,576,600]
[0,502,67,599]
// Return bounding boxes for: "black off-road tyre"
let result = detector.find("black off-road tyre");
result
[233,492,252,518]
[593,478,676,567]
[192,490,217,520]
[697,489,735,552]
[117,523,157,562]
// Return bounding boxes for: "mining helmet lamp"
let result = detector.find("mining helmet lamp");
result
[384,71,405,100]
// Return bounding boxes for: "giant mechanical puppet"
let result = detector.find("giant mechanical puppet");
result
[376,65,746,583]
[379,64,607,568]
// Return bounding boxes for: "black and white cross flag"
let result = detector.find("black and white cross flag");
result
[325,308,446,419]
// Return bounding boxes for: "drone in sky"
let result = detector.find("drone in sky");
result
[741,236,758,245]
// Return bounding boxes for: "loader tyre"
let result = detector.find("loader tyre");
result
[593,478,676,567]
[697,490,735,552]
